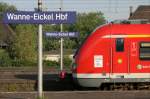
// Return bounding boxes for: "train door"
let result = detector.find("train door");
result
[129,41,138,73]
[112,38,129,73]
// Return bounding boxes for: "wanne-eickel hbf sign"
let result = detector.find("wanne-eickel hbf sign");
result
[3,11,76,24]
[45,32,79,38]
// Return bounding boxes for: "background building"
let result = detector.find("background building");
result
[129,5,150,22]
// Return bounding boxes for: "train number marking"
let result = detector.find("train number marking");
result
[131,42,137,56]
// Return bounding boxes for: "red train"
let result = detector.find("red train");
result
[72,20,150,88]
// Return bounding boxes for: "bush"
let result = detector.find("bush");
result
[0,49,72,67]
[0,49,12,66]
[63,56,72,68]
[11,59,37,67]
[43,60,59,68]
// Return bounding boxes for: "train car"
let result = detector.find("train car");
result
[72,20,150,88]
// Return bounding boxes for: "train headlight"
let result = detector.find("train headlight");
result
[137,64,142,70]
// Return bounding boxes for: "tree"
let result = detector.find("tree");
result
[0,2,17,66]
[72,12,106,46]
[0,49,12,66]
[0,2,17,19]
[43,12,106,50]
[9,24,37,66]
[43,24,60,51]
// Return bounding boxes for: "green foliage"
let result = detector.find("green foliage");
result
[74,12,106,45]
[43,38,60,51]
[43,12,106,51]
[63,56,72,68]
[0,2,16,12]
[0,49,12,66]
[11,60,37,67]
[63,38,76,49]
[0,2,17,19]
[9,24,37,66]
[0,3,38,67]
[0,2,106,67]
[43,60,59,68]
[43,25,60,51]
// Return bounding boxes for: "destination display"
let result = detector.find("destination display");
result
[45,32,79,38]
[3,11,76,24]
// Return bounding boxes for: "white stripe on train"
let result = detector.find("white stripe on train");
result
[73,73,150,78]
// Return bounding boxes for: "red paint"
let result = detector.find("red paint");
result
[73,24,150,75]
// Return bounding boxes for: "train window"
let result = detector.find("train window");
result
[116,38,124,52]
[140,42,150,60]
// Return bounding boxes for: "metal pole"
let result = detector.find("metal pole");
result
[129,6,133,17]
[60,0,63,71]
[60,25,63,71]
[38,0,43,98]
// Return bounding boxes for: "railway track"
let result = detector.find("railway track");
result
[0,67,73,92]
[0,91,150,99]
[0,67,64,73]
[0,67,150,92]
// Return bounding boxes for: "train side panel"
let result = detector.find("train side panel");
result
[72,24,150,87]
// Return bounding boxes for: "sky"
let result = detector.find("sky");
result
[0,0,150,22]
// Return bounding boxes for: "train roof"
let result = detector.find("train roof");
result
[111,19,149,24]
[93,20,150,36]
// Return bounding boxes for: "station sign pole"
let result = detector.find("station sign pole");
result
[3,2,76,98]
[60,0,63,72]
[38,0,43,98]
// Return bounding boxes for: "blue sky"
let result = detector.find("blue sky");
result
[0,0,150,21]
